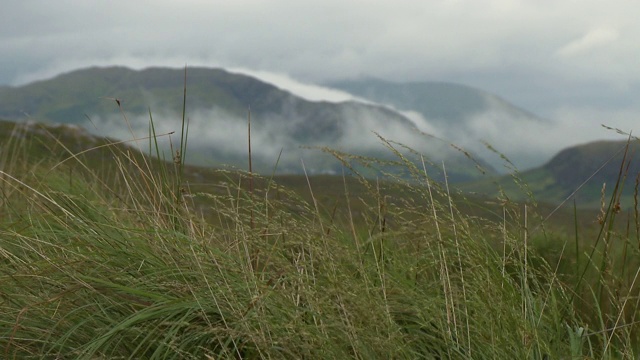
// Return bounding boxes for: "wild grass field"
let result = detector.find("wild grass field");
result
[1,93,640,359]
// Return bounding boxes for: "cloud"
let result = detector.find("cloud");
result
[445,103,640,171]
[82,101,446,174]
[226,68,363,103]
[557,27,619,58]
[334,106,438,154]
[397,110,442,138]
[4,0,640,90]
[86,107,295,166]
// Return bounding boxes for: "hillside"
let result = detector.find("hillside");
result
[330,78,541,124]
[463,139,640,208]
[0,66,496,181]
[330,78,550,170]
[2,118,624,358]
[1,112,638,358]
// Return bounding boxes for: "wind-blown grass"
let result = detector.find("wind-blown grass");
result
[1,100,639,358]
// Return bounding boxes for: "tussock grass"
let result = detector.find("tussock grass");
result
[1,89,640,358]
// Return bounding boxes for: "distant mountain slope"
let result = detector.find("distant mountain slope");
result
[330,78,549,170]
[0,66,370,124]
[329,77,543,125]
[545,140,639,187]
[0,117,133,171]
[463,139,640,208]
[0,66,496,181]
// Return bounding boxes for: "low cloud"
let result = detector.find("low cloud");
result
[85,107,297,170]
[557,27,619,58]
[226,68,364,103]
[398,110,443,138]
[441,104,640,172]
[335,106,444,155]
[83,102,447,174]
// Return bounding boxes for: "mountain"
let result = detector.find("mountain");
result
[330,78,542,125]
[463,139,640,208]
[329,78,549,170]
[0,66,496,181]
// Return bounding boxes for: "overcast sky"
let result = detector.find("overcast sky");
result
[2,0,639,157]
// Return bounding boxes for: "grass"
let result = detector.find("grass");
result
[1,86,640,358]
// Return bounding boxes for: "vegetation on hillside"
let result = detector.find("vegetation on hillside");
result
[1,92,640,358]
[464,137,640,208]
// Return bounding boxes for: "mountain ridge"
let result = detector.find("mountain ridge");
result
[0,66,497,181]
[329,77,551,170]
[328,77,545,125]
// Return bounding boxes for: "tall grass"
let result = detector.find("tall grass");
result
[1,93,639,358]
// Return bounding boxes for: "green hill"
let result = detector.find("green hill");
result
[463,139,640,208]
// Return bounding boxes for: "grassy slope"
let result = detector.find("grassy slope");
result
[1,117,640,358]
[462,139,640,209]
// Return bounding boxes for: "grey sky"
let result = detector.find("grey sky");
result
[2,0,639,160]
